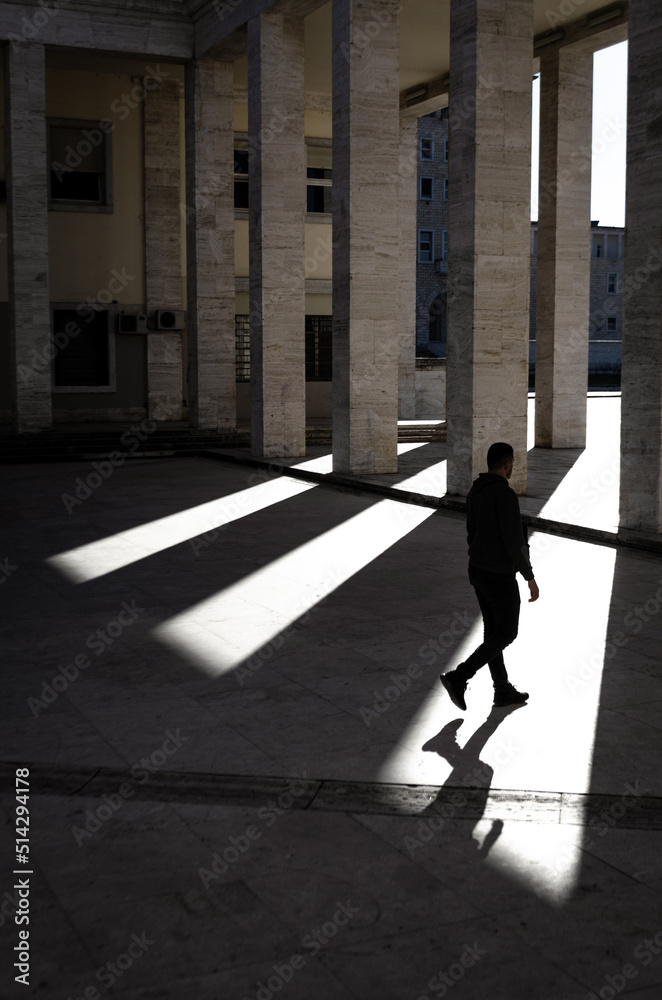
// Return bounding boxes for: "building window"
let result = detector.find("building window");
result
[607,272,618,294]
[234,149,249,209]
[235,315,250,382]
[305,316,332,381]
[443,138,449,163]
[306,144,332,214]
[418,230,434,263]
[49,120,113,211]
[419,177,433,200]
[443,177,449,201]
[593,236,603,257]
[606,317,618,333]
[441,230,448,262]
[52,307,113,389]
[606,234,620,258]
[420,137,433,161]
[306,167,332,213]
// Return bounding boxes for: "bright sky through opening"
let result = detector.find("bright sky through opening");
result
[531,41,628,227]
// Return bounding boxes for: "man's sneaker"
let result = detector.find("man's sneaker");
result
[493,684,529,708]
[440,670,467,711]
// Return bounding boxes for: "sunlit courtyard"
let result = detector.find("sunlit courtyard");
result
[3,396,662,998]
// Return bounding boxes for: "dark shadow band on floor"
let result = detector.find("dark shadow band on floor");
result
[2,761,661,831]
[205,450,662,558]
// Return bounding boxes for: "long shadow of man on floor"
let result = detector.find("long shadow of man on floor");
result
[414,706,524,859]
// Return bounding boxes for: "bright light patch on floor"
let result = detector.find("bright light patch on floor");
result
[378,532,616,904]
[46,476,317,583]
[472,819,584,907]
[153,497,437,677]
[397,457,447,496]
[538,397,621,532]
[292,441,427,476]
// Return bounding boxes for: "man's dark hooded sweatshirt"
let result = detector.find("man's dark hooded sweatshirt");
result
[466,473,534,581]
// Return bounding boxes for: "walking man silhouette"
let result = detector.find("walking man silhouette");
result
[441,442,539,710]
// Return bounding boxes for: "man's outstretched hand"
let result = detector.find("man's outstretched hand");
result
[528,578,540,603]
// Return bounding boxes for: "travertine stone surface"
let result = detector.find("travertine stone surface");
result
[398,120,418,420]
[446,0,532,495]
[535,42,593,450]
[5,41,51,433]
[248,9,306,458]
[185,58,236,429]
[332,0,400,474]
[145,77,183,421]
[0,1,192,58]
[619,2,662,532]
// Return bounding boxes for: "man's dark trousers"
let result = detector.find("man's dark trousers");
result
[456,565,520,691]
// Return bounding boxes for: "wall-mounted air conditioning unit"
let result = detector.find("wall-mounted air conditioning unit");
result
[156,310,186,330]
[117,313,147,334]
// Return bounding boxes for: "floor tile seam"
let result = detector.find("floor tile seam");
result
[5,764,662,830]
[29,864,101,974]
[578,844,662,894]
[205,451,662,557]
[504,933,593,996]
[342,815,503,921]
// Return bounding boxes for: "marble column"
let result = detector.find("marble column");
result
[398,120,418,420]
[535,41,593,449]
[144,77,183,421]
[619,2,662,532]
[332,0,400,474]
[446,0,532,495]
[248,8,306,458]
[185,58,236,430]
[5,41,51,433]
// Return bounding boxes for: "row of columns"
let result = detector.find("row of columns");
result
[4,1,662,529]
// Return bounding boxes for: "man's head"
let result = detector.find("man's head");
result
[486,442,514,479]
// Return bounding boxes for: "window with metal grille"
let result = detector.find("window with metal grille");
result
[235,315,251,382]
[52,308,111,387]
[235,316,332,382]
[305,315,332,381]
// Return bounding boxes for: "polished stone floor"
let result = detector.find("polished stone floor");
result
[2,396,662,999]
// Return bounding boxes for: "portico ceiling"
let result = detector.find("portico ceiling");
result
[227,0,626,101]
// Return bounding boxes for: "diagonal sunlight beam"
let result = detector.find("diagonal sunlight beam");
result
[377,531,617,906]
[46,476,318,583]
[152,496,437,677]
[292,440,429,475]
